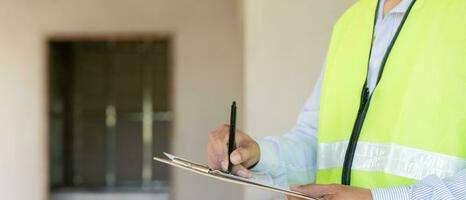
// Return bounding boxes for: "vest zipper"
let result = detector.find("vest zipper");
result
[340,0,417,185]
[341,87,371,185]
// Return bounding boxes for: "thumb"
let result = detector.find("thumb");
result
[290,184,334,197]
[230,146,253,166]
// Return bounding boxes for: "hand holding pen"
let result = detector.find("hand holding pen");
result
[206,102,260,177]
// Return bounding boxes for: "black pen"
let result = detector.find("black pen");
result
[227,101,237,173]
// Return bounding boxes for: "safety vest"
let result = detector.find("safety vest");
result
[316,0,466,188]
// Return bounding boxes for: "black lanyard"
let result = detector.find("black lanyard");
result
[341,0,417,185]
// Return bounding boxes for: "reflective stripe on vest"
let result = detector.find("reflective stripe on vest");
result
[318,141,466,180]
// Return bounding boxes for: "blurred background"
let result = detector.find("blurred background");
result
[0,0,355,199]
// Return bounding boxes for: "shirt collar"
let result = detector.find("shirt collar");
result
[391,0,414,14]
[378,0,413,20]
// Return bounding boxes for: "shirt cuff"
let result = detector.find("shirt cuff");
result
[371,186,411,200]
[250,139,279,173]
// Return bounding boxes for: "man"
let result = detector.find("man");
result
[207,0,466,199]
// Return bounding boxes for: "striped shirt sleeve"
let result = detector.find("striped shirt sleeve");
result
[371,169,466,200]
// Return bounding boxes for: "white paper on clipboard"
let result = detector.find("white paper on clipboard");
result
[153,152,317,200]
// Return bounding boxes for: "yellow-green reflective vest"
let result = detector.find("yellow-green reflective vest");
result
[316,0,466,188]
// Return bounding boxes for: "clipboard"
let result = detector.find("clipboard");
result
[153,152,317,200]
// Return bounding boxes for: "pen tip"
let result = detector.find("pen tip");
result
[232,101,236,106]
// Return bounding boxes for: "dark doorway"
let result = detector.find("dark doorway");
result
[48,37,172,194]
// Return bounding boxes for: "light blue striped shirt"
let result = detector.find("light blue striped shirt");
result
[252,0,466,199]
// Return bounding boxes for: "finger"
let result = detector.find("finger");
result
[212,124,231,143]
[208,142,229,170]
[231,165,252,178]
[207,145,228,171]
[220,124,231,141]
[290,184,337,197]
[285,195,306,200]
[207,128,230,171]
[285,195,295,200]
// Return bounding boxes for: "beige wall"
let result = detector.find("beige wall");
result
[0,0,243,200]
[0,0,362,199]
[242,0,356,199]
